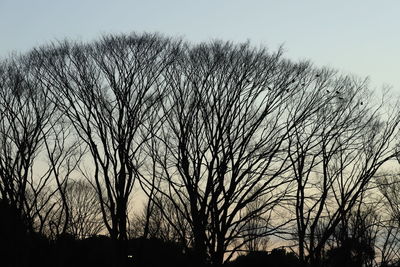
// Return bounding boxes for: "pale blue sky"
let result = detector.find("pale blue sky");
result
[0,0,399,90]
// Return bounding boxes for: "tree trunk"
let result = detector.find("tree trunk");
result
[193,226,208,266]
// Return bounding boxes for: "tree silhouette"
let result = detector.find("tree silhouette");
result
[0,54,75,236]
[63,179,104,238]
[34,34,180,244]
[287,77,400,266]
[142,41,342,265]
[0,32,400,267]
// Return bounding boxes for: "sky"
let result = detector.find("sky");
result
[0,0,399,92]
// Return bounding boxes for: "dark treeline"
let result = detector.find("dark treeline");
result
[1,32,400,267]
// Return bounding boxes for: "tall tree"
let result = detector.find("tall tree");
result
[0,55,68,233]
[144,41,330,265]
[376,174,400,266]
[35,33,180,244]
[287,78,400,266]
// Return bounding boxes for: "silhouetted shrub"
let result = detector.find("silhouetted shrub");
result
[0,200,50,267]
[325,238,375,267]
[127,237,190,267]
[227,248,299,267]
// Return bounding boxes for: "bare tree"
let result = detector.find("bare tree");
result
[287,76,400,266]
[62,179,104,238]
[144,41,332,265]
[0,55,61,233]
[129,194,192,246]
[35,33,180,244]
[240,194,271,253]
[376,174,400,266]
